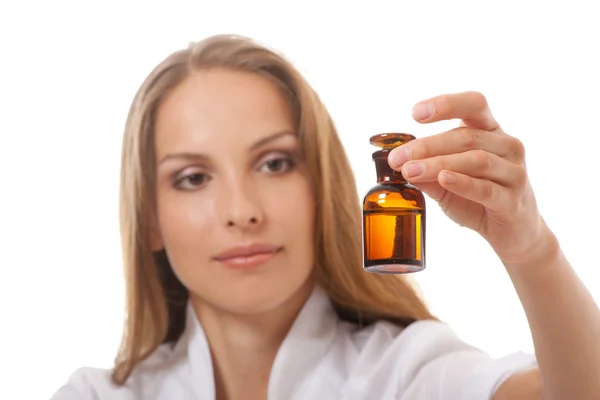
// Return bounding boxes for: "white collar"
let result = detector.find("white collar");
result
[176,285,340,398]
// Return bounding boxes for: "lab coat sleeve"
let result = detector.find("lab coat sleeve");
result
[49,369,93,400]
[346,319,537,399]
[393,320,538,399]
[49,367,138,400]
[49,386,83,400]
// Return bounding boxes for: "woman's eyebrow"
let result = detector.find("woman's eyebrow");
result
[158,130,296,166]
[158,152,209,166]
[249,130,296,150]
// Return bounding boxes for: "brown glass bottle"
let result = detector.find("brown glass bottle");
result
[362,133,426,274]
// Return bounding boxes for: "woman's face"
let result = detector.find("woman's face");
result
[152,69,315,315]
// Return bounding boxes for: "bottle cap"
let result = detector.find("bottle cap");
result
[369,133,416,150]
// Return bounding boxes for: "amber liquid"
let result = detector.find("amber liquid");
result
[363,208,425,273]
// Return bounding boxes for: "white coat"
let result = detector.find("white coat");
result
[51,286,536,399]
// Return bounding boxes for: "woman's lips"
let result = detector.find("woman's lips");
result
[214,243,283,270]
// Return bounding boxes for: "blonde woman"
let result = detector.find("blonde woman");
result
[51,35,600,399]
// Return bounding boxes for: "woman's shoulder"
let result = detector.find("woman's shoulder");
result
[333,318,537,398]
[349,318,479,356]
[349,317,446,346]
[50,343,181,400]
[341,318,480,377]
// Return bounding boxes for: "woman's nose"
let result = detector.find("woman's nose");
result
[227,216,259,228]
[221,180,264,229]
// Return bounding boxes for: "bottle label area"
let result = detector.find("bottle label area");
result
[363,209,424,272]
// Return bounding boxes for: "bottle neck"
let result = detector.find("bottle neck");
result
[373,150,407,183]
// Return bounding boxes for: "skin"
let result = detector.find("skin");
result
[389,91,600,399]
[152,69,316,399]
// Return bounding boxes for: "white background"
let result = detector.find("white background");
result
[1,1,599,398]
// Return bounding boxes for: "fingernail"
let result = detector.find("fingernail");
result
[441,171,457,184]
[412,102,435,121]
[389,147,410,169]
[403,162,424,178]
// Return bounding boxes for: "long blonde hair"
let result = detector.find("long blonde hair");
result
[114,34,435,384]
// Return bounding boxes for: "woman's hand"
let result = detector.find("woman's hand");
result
[388,91,550,268]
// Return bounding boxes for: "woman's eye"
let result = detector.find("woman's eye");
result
[175,172,210,190]
[261,157,294,173]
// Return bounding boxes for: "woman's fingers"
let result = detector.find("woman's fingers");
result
[411,91,500,131]
[389,127,525,170]
[400,150,528,189]
[437,171,514,213]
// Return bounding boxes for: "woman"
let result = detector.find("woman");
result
[51,34,600,399]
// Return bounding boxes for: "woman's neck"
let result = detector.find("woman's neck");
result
[190,280,314,400]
